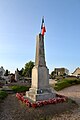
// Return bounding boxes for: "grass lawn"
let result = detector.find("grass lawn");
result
[0,91,8,100]
[10,85,30,93]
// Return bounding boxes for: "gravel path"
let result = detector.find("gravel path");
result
[0,85,80,120]
[52,84,80,120]
[58,84,80,106]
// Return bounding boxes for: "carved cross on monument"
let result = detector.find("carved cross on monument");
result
[26,17,55,101]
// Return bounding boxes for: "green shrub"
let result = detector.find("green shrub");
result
[54,80,71,91]
[54,79,80,91]
[11,85,30,93]
[76,80,80,84]
[67,79,77,85]
[0,91,8,100]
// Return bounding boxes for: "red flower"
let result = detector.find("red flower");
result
[37,101,43,107]
[26,102,31,107]
[43,100,48,105]
[31,103,37,108]
[57,98,62,103]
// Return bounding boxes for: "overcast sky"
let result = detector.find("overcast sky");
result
[0,0,80,73]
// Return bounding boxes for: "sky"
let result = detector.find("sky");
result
[0,0,80,74]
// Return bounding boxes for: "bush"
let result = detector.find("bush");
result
[0,91,8,100]
[54,79,80,91]
[54,80,71,91]
[11,85,30,93]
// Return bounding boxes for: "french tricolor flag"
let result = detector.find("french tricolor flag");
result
[41,16,46,36]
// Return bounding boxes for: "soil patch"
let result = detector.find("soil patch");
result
[0,94,78,120]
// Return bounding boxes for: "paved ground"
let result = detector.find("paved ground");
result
[0,85,80,120]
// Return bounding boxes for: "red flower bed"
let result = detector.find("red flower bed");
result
[16,93,67,108]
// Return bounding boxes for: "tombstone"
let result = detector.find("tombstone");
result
[26,19,56,101]
[15,68,19,81]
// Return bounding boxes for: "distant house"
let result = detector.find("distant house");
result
[0,66,5,77]
[54,68,69,76]
[72,67,80,76]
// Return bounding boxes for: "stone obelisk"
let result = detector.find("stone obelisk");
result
[26,18,55,101]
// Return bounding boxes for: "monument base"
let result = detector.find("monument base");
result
[26,65,56,102]
[26,87,56,101]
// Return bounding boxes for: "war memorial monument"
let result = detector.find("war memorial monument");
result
[26,17,56,101]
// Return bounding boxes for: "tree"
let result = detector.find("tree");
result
[4,70,9,76]
[0,71,3,77]
[22,61,34,77]
[18,68,24,76]
[51,71,56,79]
